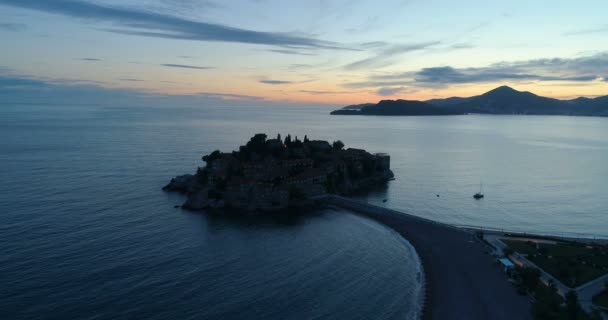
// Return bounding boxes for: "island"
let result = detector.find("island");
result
[331,86,608,117]
[163,134,394,211]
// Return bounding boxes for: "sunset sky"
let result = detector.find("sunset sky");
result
[1,0,607,106]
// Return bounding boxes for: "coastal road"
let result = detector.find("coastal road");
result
[330,196,531,320]
[577,274,608,317]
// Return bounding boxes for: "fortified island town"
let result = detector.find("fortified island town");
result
[164,133,393,211]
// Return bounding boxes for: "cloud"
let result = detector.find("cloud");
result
[119,78,144,82]
[288,64,313,71]
[77,57,102,61]
[0,72,324,107]
[343,52,608,89]
[197,92,264,100]
[0,73,150,105]
[564,25,608,36]
[344,41,440,70]
[0,75,49,88]
[260,79,292,85]
[360,41,388,48]
[0,0,346,50]
[268,49,317,56]
[449,43,474,49]
[0,22,26,31]
[161,63,213,70]
[299,90,353,95]
[376,87,406,96]
[158,0,222,11]
[411,66,598,85]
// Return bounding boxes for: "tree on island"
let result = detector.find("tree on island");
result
[292,136,303,148]
[332,140,344,150]
[246,133,267,152]
[202,150,221,165]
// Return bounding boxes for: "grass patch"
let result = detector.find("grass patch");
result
[503,239,608,288]
[513,266,591,319]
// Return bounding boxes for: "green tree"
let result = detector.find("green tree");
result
[517,266,541,292]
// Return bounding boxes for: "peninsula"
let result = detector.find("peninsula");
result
[163,134,393,211]
[331,86,608,117]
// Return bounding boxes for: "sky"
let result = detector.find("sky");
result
[1,0,607,107]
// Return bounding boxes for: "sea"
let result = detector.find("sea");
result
[1,103,607,319]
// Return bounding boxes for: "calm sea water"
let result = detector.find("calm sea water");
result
[0,104,422,320]
[1,103,607,319]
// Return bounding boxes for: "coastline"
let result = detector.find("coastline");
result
[387,226,428,320]
[328,196,531,320]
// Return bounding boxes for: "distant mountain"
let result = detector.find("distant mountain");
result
[331,86,608,117]
[341,103,375,110]
[425,96,472,106]
[330,99,463,116]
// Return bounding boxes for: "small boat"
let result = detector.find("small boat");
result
[382,199,388,203]
[473,182,484,199]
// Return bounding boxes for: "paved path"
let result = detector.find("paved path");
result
[577,274,608,317]
[329,196,531,320]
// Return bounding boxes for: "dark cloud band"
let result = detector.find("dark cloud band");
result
[0,0,345,49]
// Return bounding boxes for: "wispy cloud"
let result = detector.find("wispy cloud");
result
[360,41,388,49]
[260,79,292,85]
[0,0,347,49]
[377,87,407,96]
[449,43,474,49]
[288,64,313,71]
[161,64,213,70]
[344,41,440,70]
[197,92,264,100]
[268,49,318,56]
[0,70,326,106]
[299,90,353,95]
[343,52,608,89]
[0,22,26,31]
[0,75,48,88]
[77,58,102,61]
[119,78,144,82]
[564,25,608,36]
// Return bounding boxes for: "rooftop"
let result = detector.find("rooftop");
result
[499,258,514,268]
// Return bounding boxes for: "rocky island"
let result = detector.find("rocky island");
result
[164,134,394,211]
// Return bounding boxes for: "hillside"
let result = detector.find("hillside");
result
[331,86,608,117]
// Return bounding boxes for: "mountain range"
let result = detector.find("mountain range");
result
[330,86,608,117]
